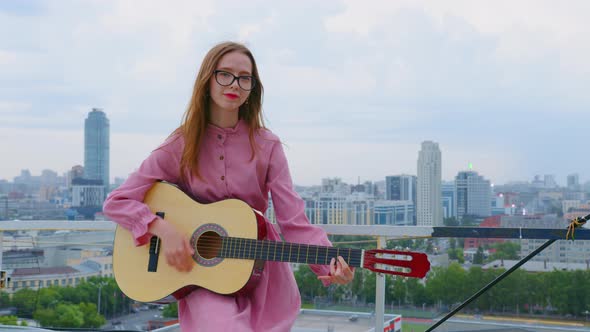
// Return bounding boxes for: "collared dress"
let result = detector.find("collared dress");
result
[103,120,332,331]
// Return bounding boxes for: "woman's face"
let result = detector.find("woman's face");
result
[209,51,253,115]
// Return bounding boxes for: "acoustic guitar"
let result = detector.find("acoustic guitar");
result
[113,181,431,303]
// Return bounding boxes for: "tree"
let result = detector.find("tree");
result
[12,288,37,318]
[461,215,478,226]
[389,277,406,306]
[0,291,10,307]
[473,246,485,265]
[444,217,459,226]
[79,302,105,328]
[491,242,520,260]
[0,315,18,325]
[360,271,376,304]
[163,303,178,318]
[33,308,56,327]
[35,304,86,328]
[54,304,84,328]
[294,265,327,301]
[448,248,465,263]
[425,263,467,306]
[37,287,62,308]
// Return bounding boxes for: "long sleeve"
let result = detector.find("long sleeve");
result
[266,141,332,284]
[103,134,183,246]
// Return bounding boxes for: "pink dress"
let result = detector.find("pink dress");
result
[103,120,332,331]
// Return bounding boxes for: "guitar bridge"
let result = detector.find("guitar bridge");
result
[148,212,165,272]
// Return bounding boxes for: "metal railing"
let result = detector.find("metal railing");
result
[3,219,589,331]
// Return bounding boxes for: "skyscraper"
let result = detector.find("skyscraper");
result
[385,175,417,202]
[84,108,110,197]
[455,170,492,219]
[441,181,456,219]
[567,173,580,190]
[417,141,443,226]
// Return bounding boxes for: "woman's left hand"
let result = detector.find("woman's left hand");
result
[318,256,355,285]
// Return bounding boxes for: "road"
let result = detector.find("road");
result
[104,308,169,331]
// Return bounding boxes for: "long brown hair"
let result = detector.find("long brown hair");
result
[176,41,265,182]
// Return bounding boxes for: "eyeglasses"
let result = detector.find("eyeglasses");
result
[213,70,256,91]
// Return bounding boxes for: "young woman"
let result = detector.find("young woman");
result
[103,41,354,331]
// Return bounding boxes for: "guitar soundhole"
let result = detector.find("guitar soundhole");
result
[196,231,222,259]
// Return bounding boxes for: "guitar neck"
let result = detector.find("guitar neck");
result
[219,237,363,268]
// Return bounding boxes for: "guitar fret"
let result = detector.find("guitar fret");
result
[239,238,244,259]
[217,238,363,267]
[348,248,351,265]
[239,239,243,258]
[281,242,286,262]
[315,246,319,264]
[229,238,233,258]
[245,238,249,259]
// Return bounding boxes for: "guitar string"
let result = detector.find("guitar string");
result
[151,235,416,273]
[184,236,412,267]
[172,237,415,273]
[193,235,421,259]
[189,236,365,265]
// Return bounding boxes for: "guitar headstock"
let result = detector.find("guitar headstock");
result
[363,249,430,278]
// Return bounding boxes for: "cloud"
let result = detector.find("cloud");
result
[1,0,589,185]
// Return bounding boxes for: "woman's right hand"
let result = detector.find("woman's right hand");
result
[148,217,195,272]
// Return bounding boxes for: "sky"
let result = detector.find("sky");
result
[1,0,589,186]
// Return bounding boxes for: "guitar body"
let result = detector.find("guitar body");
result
[113,182,267,303]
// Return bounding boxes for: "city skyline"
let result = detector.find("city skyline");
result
[2,1,590,186]
[0,155,587,189]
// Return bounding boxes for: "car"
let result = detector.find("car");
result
[111,320,122,325]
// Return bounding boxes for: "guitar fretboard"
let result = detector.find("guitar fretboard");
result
[218,237,363,268]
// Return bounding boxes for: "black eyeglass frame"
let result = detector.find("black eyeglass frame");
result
[213,70,257,91]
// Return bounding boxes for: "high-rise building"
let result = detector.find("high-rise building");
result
[84,109,110,197]
[543,174,557,189]
[385,175,417,202]
[441,181,456,219]
[417,141,443,226]
[567,173,580,190]
[455,170,492,219]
